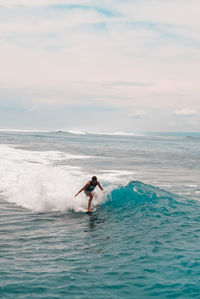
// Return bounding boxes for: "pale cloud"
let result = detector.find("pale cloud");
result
[129,110,147,119]
[103,81,154,88]
[174,108,198,117]
[173,108,200,127]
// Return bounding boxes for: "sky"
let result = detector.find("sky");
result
[0,0,200,132]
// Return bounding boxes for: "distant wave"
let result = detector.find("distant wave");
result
[59,130,141,136]
[0,130,199,138]
[0,129,52,133]
[0,129,144,137]
[62,130,87,135]
[89,131,137,136]
[0,129,88,135]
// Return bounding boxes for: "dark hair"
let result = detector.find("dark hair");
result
[92,176,97,181]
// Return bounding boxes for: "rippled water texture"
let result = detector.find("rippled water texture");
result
[0,131,200,298]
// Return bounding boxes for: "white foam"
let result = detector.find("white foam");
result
[0,144,96,164]
[63,130,87,135]
[185,184,198,188]
[88,131,137,136]
[107,131,135,136]
[0,145,106,212]
[59,130,141,136]
[99,170,135,184]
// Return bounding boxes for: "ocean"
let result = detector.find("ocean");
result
[0,130,200,298]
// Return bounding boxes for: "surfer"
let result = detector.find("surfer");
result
[74,176,104,212]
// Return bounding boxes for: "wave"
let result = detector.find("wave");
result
[102,180,185,218]
[88,131,137,136]
[56,130,142,136]
[0,129,55,133]
[0,129,144,137]
[0,144,184,214]
[61,129,87,135]
[107,181,175,205]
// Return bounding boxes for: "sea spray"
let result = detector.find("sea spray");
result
[0,144,106,212]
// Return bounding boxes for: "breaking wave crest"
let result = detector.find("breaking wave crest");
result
[0,144,104,212]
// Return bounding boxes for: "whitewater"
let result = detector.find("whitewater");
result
[0,130,200,298]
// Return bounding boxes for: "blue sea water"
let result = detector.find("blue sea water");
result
[0,130,200,298]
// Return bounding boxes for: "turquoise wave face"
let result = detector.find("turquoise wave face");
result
[104,181,184,220]
[107,180,176,207]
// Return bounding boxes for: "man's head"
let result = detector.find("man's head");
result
[92,176,97,183]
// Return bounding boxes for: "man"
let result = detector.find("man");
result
[74,176,104,212]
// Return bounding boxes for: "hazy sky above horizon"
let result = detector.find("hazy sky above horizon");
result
[0,0,200,132]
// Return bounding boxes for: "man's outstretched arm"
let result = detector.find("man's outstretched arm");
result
[74,182,90,197]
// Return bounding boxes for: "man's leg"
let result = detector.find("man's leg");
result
[87,193,93,211]
[92,191,97,198]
